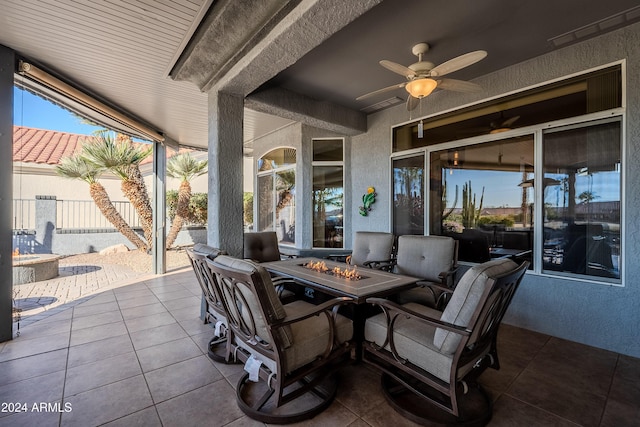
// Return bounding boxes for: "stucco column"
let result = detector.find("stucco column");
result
[152,140,166,274]
[207,91,244,257]
[0,45,15,342]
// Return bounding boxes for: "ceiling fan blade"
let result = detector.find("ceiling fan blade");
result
[502,115,520,127]
[380,60,416,77]
[430,50,487,77]
[406,95,419,111]
[437,78,482,93]
[356,82,406,100]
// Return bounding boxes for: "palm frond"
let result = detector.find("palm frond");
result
[167,153,207,181]
[55,155,102,184]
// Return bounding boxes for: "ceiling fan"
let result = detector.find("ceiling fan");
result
[489,114,520,134]
[356,42,487,111]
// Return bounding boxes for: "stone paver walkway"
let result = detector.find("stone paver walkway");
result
[12,261,158,332]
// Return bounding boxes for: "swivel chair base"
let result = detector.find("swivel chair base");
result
[381,374,492,427]
[236,371,338,424]
[207,335,228,363]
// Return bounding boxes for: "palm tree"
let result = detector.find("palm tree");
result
[55,154,148,251]
[82,132,154,248]
[165,153,208,248]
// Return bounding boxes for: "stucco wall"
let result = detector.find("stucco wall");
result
[12,168,209,202]
[350,22,640,358]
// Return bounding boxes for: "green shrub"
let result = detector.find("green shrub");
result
[477,215,514,228]
[167,190,207,225]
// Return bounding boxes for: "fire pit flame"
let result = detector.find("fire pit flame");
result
[304,260,361,281]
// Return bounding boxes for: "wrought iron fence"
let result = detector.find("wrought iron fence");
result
[56,200,141,229]
[12,199,35,230]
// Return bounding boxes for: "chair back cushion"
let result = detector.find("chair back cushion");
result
[244,232,281,262]
[350,232,395,266]
[193,243,226,259]
[394,235,456,281]
[434,258,517,353]
[212,255,293,348]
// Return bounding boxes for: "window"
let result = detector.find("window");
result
[256,148,296,244]
[392,155,424,236]
[312,139,344,248]
[393,64,623,283]
[542,119,621,280]
[429,136,535,265]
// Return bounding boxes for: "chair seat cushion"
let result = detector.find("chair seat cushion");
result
[394,284,438,307]
[283,300,353,373]
[365,302,453,383]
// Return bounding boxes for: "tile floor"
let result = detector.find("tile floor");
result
[1,268,639,426]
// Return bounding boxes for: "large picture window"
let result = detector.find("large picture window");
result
[430,136,535,265]
[312,139,344,248]
[257,148,296,244]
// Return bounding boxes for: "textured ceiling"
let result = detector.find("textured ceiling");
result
[2,0,640,150]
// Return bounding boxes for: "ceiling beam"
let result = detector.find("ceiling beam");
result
[246,87,366,135]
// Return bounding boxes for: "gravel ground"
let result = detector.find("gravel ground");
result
[59,248,191,273]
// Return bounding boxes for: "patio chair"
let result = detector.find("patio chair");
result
[328,231,395,269]
[244,231,297,301]
[392,235,458,308]
[206,255,356,423]
[363,259,528,425]
[186,246,229,362]
[244,231,287,262]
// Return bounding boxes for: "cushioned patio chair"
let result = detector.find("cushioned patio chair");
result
[186,246,229,362]
[392,235,458,308]
[206,255,356,424]
[363,259,528,425]
[244,231,297,301]
[329,231,395,269]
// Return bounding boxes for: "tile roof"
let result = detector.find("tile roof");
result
[13,126,90,165]
[12,126,195,167]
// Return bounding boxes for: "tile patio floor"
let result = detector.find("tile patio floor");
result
[1,267,639,426]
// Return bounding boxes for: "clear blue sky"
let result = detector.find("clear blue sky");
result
[13,87,105,135]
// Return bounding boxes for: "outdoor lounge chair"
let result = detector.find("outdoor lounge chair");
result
[363,258,528,425]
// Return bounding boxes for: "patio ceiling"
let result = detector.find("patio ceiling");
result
[2,0,640,150]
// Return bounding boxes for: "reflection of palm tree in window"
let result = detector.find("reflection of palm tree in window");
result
[578,191,597,205]
[276,170,295,213]
[395,167,423,211]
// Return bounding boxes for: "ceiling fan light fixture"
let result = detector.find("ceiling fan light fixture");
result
[489,127,511,134]
[405,78,437,98]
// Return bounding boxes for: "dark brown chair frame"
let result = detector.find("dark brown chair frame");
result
[206,257,356,424]
[363,261,529,425]
[186,247,230,363]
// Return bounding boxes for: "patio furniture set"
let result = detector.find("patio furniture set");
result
[186,231,528,426]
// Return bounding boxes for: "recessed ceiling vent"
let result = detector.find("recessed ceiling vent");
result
[360,97,404,114]
[549,5,640,47]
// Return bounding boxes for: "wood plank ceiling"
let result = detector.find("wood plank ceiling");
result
[2,0,292,150]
